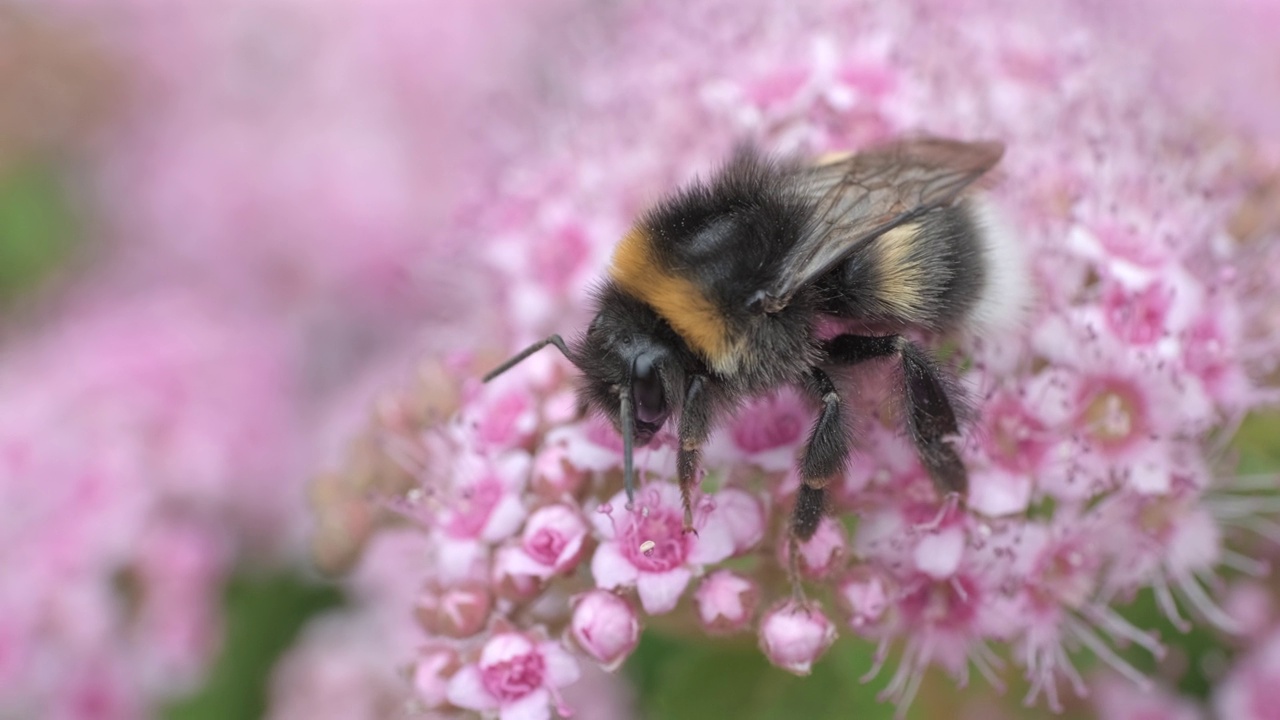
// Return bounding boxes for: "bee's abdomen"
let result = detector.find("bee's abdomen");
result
[822,199,1027,334]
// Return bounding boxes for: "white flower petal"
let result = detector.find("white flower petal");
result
[481,632,536,666]
[590,540,639,590]
[483,493,529,543]
[446,665,499,712]
[688,516,735,565]
[499,688,551,720]
[968,467,1032,516]
[539,641,583,688]
[636,567,692,614]
[913,526,966,580]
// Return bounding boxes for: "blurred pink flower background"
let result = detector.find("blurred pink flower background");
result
[1,1,1278,719]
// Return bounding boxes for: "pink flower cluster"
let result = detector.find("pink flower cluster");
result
[0,1,562,717]
[310,0,1280,718]
[0,288,294,718]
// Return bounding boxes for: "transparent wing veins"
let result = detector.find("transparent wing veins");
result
[764,138,1004,309]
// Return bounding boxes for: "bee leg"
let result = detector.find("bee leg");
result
[824,334,968,503]
[793,367,847,543]
[677,375,713,534]
[787,368,846,597]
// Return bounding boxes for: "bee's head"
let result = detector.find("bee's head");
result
[572,284,688,448]
[484,282,693,506]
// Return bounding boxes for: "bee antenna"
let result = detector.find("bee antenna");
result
[483,334,575,382]
[618,387,636,509]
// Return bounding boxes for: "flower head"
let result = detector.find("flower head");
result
[447,631,581,720]
[591,484,734,615]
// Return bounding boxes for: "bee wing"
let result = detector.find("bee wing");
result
[764,138,1004,309]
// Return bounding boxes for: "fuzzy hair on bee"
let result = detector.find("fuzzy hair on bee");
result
[483,136,1028,545]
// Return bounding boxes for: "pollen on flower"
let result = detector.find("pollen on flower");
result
[1079,379,1144,448]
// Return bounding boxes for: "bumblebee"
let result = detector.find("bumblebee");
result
[485,137,1026,542]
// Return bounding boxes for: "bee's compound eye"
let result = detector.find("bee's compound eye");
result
[631,353,667,424]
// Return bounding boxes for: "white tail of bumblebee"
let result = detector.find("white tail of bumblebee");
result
[964,196,1034,338]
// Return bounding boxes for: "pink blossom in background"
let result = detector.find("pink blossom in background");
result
[1092,672,1203,720]
[0,0,564,717]
[303,0,1280,718]
[0,287,296,715]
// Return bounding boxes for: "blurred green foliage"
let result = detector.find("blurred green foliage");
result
[628,633,899,720]
[162,574,343,720]
[0,161,80,306]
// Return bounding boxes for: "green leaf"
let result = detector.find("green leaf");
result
[162,572,344,720]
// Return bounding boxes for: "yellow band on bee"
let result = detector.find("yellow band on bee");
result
[609,228,740,373]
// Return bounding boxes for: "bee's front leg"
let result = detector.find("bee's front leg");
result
[676,375,713,534]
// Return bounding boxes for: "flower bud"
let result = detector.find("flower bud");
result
[520,503,589,575]
[694,570,758,634]
[758,600,837,676]
[414,581,492,638]
[413,646,460,709]
[570,590,641,671]
[777,517,848,579]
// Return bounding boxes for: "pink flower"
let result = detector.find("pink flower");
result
[300,0,1280,717]
[1223,581,1275,637]
[694,571,758,634]
[836,568,890,631]
[1216,630,1280,720]
[438,451,531,544]
[462,378,540,452]
[447,632,580,720]
[758,600,838,676]
[429,449,531,582]
[489,503,589,599]
[1092,673,1202,720]
[913,524,966,580]
[709,388,809,472]
[708,487,767,556]
[413,646,461,709]
[517,504,590,577]
[590,484,735,615]
[530,443,587,497]
[570,591,642,671]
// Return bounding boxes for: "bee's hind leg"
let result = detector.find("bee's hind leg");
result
[823,334,968,511]
[788,367,849,597]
